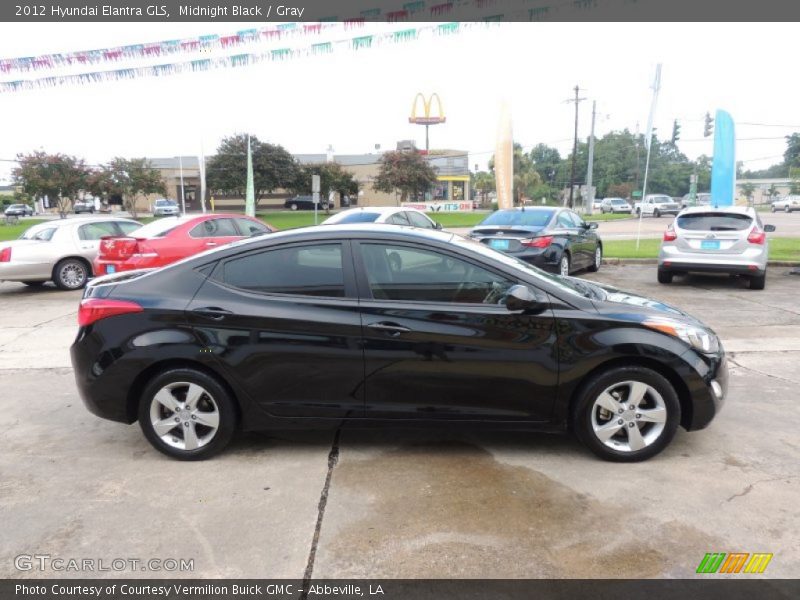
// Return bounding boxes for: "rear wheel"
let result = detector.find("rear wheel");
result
[772,206,777,213]
[654,208,661,218]
[785,205,791,213]
[572,366,680,462]
[750,271,766,290]
[53,258,89,290]
[138,368,237,460]
[559,253,571,276]
[657,268,673,284]
[587,245,602,272]
[289,203,299,211]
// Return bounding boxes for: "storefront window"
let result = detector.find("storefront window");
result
[433,181,448,200]
[452,181,465,200]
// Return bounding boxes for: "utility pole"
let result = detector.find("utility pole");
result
[565,85,586,208]
[635,121,641,192]
[585,100,597,215]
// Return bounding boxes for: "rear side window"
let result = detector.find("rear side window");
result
[117,222,141,235]
[221,244,345,297]
[234,218,271,236]
[676,213,753,231]
[190,218,239,238]
[78,221,122,241]
[21,227,56,241]
[335,212,380,224]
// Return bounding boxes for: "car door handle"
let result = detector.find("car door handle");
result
[367,322,411,336]
[204,241,218,247]
[191,307,232,320]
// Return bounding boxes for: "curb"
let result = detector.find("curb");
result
[603,258,800,267]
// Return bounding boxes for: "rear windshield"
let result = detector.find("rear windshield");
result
[677,213,753,231]
[128,217,189,238]
[155,200,176,206]
[479,209,554,227]
[332,212,380,224]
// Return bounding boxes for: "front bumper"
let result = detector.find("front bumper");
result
[681,349,728,431]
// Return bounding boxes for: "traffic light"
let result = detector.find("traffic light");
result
[671,119,681,144]
[703,112,714,137]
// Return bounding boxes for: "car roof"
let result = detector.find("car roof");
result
[495,206,558,212]
[23,216,141,231]
[333,206,422,216]
[679,205,755,215]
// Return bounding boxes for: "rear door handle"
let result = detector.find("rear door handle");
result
[191,307,233,320]
[367,322,411,336]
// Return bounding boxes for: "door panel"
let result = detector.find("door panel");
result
[355,242,559,421]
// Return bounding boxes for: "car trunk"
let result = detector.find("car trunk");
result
[674,213,755,255]
[471,226,545,252]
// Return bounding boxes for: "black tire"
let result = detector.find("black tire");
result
[654,209,661,218]
[23,281,46,287]
[785,206,791,213]
[53,258,90,290]
[657,268,673,284]
[749,272,766,290]
[558,252,571,277]
[138,368,237,461]
[587,244,602,272]
[572,366,681,462]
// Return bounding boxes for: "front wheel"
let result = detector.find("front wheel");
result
[654,209,661,218]
[289,203,299,211]
[771,206,777,213]
[53,258,89,290]
[138,368,237,460]
[558,253,571,276]
[587,245,602,272]
[572,366,681,462]
[785,205,791,213]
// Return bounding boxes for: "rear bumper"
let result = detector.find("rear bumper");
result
[659,260,765,276]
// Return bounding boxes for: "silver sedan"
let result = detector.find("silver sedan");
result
[0,217,141,289]
[657,206,775,290]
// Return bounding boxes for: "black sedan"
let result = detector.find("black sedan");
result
[71,226,727,462]
[284,195,330,211]
[469,207,602,276]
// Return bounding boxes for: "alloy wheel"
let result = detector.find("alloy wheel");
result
[590,380,667,453]
[149,382,220,451]
[594,247,602,269]
[559,255,570,276]
[58,261,87,289]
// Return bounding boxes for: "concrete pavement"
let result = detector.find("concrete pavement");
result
[0,266,798,579]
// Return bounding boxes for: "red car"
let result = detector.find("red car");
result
[94,214,274,275]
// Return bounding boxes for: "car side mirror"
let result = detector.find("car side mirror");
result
[764,224,776,232]
[505,284,548,314]
[587,222,598,229]
[434,222,443,230]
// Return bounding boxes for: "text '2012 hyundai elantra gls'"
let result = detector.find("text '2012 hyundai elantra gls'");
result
[71,225,727,462]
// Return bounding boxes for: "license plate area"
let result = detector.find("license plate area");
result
[488,239,510,250]
[106,265,116,273]
[700,240,721,250]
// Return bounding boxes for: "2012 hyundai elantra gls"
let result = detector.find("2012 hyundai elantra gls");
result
[70,225,727,462]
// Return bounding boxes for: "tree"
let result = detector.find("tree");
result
[740,182,756,205]
[290,162,358,210]
[606,182,634,199]
[206,134,299,205]
[790,167,800,195]
[373,150,438,203]
[784,133,800,168]
[95,158,166,218]
[13,151,89,218]
[473,171,495,206]
[767,183,780,203]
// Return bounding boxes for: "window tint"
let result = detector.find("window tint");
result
[234,218,270,236]
[480,209,553,227]
[386,212,411,226]
[556,212,575,228]
[676,213,753,231]
[405,211,433,228]
[190,218,239,238]
[78,221,123,241]
[335,212,380,224]
[567,211,586,228]
[117,222,141,235]
[222,244,345,297]
[360,243,514,304]
[21,227,56,241]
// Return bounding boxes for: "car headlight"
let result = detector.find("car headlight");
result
[643,319,720,354]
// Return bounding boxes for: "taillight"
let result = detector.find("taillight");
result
[0,247,10,262]
[663,228,677,242]
[747,229,766,244]
[78,298,143,327]
[99,237,139,260]
[521,236,553,248]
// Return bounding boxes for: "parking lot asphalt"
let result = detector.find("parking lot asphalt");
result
[1,265,798,579]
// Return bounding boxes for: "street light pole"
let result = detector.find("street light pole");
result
[585,100,597,215]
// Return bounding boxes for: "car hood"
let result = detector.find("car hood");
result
[587,279,707,327]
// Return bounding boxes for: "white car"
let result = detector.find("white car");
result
[321,206,442,230]
[771,196,800,213]
[0,217,141,289]
[153,199,180,216]
[599,197,633,214]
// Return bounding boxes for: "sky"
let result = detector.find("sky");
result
[0,21,797,184]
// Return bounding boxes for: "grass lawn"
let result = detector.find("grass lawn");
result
[257,211,490,229]
[0,219,45,241]
[603,237,800,262]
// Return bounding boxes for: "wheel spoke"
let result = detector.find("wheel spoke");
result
[153,417,179,437]
[638,406,667,424]
[184,384,205,410]
[596,392,621,414]
[154,389,180,412]
[594,420,624,442]
[183,422,200,451]
[626,425,647,451]
[627,381,649,407]
[193,409,219,429]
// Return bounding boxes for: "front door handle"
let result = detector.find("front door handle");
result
[191,307,232,320]
[367,322,411,336]
[205,241,218,247]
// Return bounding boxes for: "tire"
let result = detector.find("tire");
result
[657,268,673,284]
[587,245,602,272]
[635,208,640,216]
[23,281,46,287]
[289,203,298,211]
[654,209,661,218]
[771,206,777,213]
[53,258,90,290]
[138,368,237,461]
[559,252,571,277]
[785,205,791,213]
[749,271,766,290]
[572,366,681,462]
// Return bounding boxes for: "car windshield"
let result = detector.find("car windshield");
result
[331,212,380,224]
[155,200,176,206]
[677,213,753,231]
[478,209,554,227]
[652,196,672,203]
[128,217,190,238]
[453,235,593,299]
[611,199,626,204]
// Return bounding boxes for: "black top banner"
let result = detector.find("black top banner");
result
[0,0,798,22]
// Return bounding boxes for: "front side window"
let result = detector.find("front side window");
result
[406,211,433,229]
[360,243,514,304]
[386,213,411,226]
[190,218,239,238]
[221,243,345,297]
[556,212,575,228]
